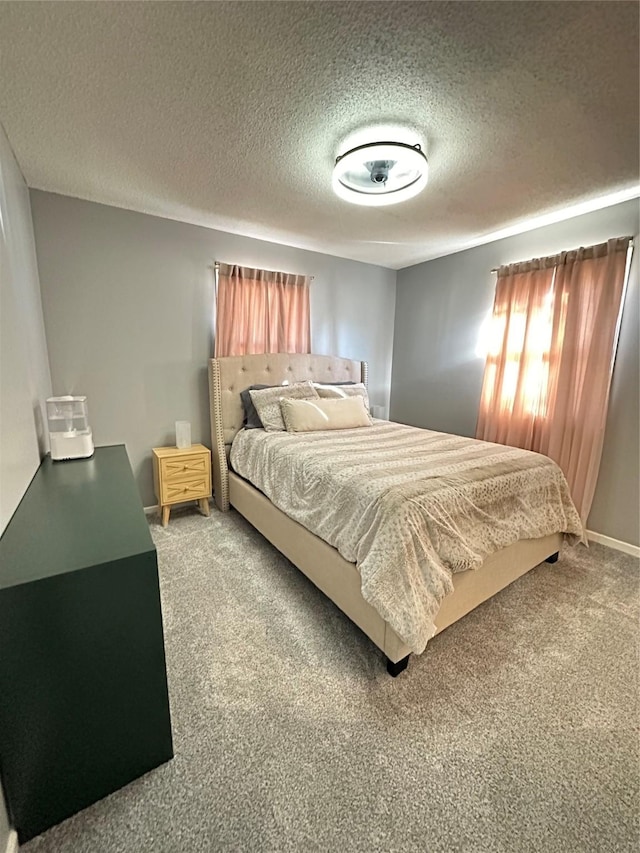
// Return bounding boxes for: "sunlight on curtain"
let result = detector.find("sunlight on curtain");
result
[480,286,563,418]
[476,238,632,523]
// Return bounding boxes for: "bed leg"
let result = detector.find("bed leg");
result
[545,551,559,564]
[386,655,410,677]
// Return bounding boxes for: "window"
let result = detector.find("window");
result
[481,282,564,418]
[476,237,632,523]
[214,264,311,357]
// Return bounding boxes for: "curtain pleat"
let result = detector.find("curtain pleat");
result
[476,237,631,524]
[214,264,311,357]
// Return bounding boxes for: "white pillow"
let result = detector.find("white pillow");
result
[281,396,372,432]
[313,381,370,413]
[249,381,319,432]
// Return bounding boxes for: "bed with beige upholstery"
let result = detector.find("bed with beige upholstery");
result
[209,353,578,676]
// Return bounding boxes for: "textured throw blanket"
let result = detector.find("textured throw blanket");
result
[230,421,584,653]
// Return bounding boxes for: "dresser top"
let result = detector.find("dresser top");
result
[0,445,154,590]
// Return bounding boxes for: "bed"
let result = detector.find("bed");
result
[208,353,581,676]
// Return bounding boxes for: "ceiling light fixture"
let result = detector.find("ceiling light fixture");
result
[332,141,428,206]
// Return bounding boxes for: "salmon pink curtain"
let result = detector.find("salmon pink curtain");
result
[477,237,631,524]
[214,264,310,357]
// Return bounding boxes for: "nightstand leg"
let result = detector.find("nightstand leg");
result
[198,498,210,517]
[161,505,170,527]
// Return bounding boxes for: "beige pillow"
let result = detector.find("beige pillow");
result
[281,396,372,432]
[313,381,370,413]
[249,381,319,432]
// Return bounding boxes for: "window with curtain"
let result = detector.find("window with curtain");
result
[476,237,633,524]
[214,263,311,357]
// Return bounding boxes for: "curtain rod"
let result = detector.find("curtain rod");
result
[213,260,314,280]
[490,237,634,273]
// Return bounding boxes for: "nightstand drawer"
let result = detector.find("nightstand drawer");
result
[161,476,210,506]
[160,454,210,484]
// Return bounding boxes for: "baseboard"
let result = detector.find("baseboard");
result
[586,529,640,558]
[5,829,18,853]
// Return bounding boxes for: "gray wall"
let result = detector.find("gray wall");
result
[31,191,396,507]
[0,126,52,532]
[0,122,52,846]
[391,199,640,546]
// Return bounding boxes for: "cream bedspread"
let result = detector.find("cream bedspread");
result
[230,421,584,654]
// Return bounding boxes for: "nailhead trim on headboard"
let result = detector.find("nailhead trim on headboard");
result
[208,357,230,511]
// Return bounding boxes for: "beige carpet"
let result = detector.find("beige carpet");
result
[24,506,639,852]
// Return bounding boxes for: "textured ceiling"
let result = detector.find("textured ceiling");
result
[0,1,638,269]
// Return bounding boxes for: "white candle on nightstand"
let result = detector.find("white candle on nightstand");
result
[175,421,191,448]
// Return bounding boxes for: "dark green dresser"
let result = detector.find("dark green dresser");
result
[0,445,173,844]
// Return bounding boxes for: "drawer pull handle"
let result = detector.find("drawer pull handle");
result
[183,465,188,471]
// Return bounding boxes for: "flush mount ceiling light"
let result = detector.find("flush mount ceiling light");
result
[332,141,428,206]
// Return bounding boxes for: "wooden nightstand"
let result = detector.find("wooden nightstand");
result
[152,444,212,527]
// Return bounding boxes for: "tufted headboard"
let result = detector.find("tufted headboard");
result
[208,353,367,510]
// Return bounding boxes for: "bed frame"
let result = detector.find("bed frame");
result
[208,353,562,676]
